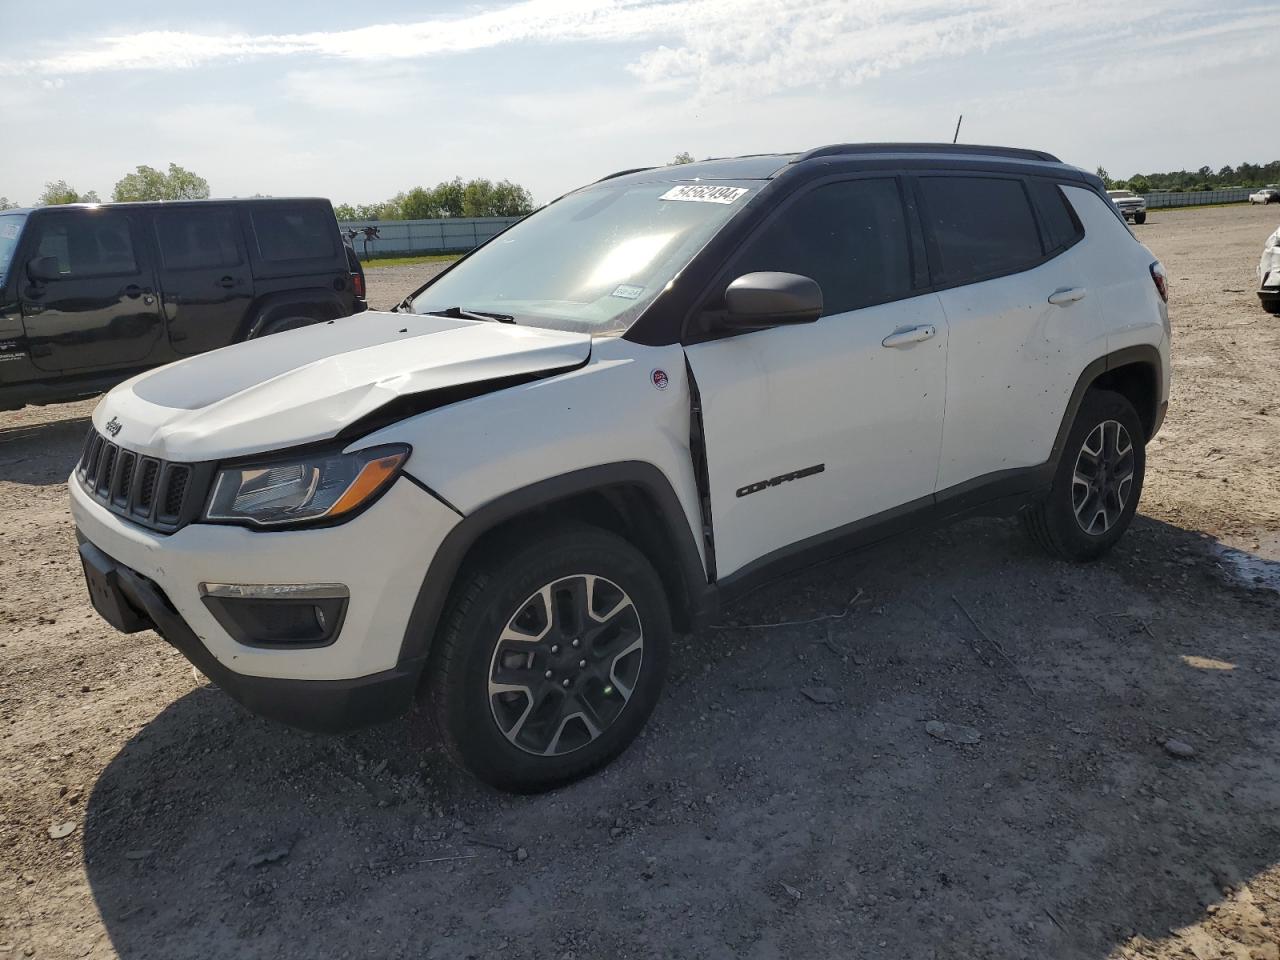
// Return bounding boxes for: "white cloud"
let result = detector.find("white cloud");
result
[9,0,1275,99]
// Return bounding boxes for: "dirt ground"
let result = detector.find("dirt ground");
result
[2,206,1279,960]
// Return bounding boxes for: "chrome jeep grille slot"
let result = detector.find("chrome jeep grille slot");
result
[75,427,207,534]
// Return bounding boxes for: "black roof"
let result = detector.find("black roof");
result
[5,197,332,216]
[597,143,1070,187]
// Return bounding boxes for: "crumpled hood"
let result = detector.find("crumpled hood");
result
[95,311,591,461]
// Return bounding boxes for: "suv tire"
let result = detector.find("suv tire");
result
[1022,389,1146,561]
[1133,211,1147,224]
[257,315,317,337]
[426,525,671,792]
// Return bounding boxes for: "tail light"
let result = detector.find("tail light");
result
[352,272,366,299]
[1150,261,1168,303]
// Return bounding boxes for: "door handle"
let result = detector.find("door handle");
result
[881,324,936,348]
[217,276,237,289]
[1047,287,1087,306]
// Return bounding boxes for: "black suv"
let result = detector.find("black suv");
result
[0,198,365,411]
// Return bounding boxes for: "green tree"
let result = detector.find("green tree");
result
[400,186,442,220]
[1095,166,1113,189]
[487,180,534,217]
[671,151,695,165]
[38,180,96,205]
[1127,175,1150,194]
[332,202,358,221]
[0,197,17,210]
[431,177,467,218]
[112,163,210,202]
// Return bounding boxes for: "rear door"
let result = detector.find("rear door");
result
[918,174,1105,493]
[684,176,948,578]
[18,208,163,373]
[152,206,254,355]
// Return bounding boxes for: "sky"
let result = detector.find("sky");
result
[1,0,1277,208]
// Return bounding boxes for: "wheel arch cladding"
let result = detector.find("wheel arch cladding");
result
[397,462,713,673]
[1091,360,1159,440]
[1050,345,1164,468]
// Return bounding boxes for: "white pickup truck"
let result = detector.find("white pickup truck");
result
[1107,189,1147,224]
[1249,187,1280,205]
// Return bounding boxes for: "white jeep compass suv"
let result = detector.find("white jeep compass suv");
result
[71,144,1171,791]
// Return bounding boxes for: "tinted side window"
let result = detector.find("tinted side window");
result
[250,206,336,262]
[154,209,241,270]
[919,177,1042,283]
[1027,179,1083,253]
[730,178,912,316]
[31,213,138,278]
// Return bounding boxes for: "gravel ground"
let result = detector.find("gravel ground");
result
[2,206,1279,960]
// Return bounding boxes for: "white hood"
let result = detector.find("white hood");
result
[95,311,591,461]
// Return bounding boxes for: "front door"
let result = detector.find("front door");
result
[151,206,255,355]
[18,209,163,373]
[684,176,948,578]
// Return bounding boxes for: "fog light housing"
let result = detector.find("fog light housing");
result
[199,583,349,648]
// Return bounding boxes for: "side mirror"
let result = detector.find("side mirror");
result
[723,272,823,329]
[26,256,61,282]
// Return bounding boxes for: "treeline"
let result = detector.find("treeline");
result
[333,178,535,221]
[1102,161,1280,194]
[2,163,211,209]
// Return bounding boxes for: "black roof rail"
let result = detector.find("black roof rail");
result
[595,166,657,183]
[794,143,1061,164]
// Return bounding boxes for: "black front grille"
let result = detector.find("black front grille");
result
[76,428,209,534]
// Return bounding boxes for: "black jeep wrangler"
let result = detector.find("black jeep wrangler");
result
[0,198,365,411]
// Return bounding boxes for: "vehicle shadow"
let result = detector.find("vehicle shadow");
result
[82,514,1280,959]
[0,414,89,486]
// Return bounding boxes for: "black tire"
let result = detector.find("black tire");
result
[256,315,316,337]
[426,524,671,793]
[1022,389,1146,561]
[1262,299,1280,315]
[1133,211,1147,224]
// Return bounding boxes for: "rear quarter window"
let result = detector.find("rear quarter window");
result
[249,205,336,263]
[1028,179,1084,253]
[918,176,1043,284]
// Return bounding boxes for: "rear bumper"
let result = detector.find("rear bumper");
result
[78,538,422,732]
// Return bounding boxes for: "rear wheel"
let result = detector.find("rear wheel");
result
[256,315,317,337]
[425,525,671,792]
[1022,389,1146,561]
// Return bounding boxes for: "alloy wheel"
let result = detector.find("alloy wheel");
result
[1071,419,1135,535]
[487,574,643,757]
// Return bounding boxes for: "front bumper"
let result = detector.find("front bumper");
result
[78,538,422,731]
[1260,288,1280,310]
[70,475,460,684]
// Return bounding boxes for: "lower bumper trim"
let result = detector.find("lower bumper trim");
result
[78,539,422,733]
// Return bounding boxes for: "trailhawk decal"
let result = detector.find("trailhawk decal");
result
[735,464,825,498]
[659,185,749,204]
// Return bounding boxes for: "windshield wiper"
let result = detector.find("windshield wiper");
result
[426,305,516,324]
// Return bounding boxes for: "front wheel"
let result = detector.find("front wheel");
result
[1022,389,1146,561]
[425,525,671,792]
[1133,211,1147,224]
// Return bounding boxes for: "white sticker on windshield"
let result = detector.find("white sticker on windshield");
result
[0,223,17,239]
[611,284,644,300]
[660,185,748,204]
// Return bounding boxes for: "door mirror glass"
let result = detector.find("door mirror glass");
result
[723,272,823,329]
[26,256,61,282]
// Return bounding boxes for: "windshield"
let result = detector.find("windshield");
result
[1108,190,1133,198]
[0,213,26,287]
[409,180,758,334]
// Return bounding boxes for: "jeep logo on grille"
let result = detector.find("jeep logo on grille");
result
[104,416,123,438]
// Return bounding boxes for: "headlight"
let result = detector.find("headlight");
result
[205,444,410,528]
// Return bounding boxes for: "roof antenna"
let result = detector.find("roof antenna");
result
[952,114,963,144]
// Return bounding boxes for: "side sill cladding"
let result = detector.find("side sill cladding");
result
[396,461,714,669]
